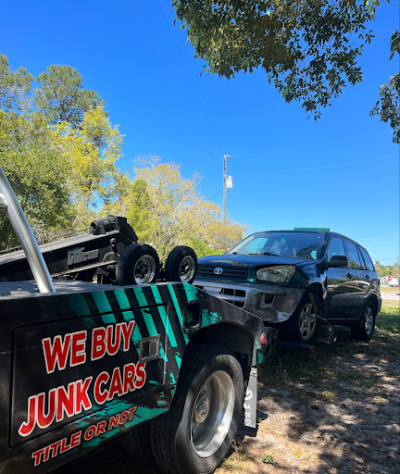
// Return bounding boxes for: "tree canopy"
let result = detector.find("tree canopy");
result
[0,54,32,112]
[173,0,378,118]
[125,158,246,258]
[0,55,126,248]
[35,65,102,126]
[370,30,400,143]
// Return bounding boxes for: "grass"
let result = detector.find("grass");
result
[380,286,400,294]
[259,305,400,396]
[218,306,400,473]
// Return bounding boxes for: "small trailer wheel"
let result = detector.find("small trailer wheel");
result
[164,246,197,284]
[116,244,159,285]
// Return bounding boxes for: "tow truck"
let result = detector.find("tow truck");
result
[0,166,269,474]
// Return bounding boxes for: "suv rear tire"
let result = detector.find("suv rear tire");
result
[351,301,376,341]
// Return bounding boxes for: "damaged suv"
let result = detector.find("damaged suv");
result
[195,230,381,343]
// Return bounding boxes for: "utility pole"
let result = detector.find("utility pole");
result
[223,154,230,224]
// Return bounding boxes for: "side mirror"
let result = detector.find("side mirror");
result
[328,255,348,268]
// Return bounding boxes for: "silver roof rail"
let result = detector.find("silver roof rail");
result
[0,166,55,294]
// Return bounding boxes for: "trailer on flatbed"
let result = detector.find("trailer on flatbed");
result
[0,167,269,474]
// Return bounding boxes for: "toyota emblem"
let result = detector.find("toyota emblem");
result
[214,267,223,275]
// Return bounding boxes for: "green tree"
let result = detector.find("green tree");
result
[34,65,102,126]
[370,31,400,143]
[0,54,32,112]
[125,158,246,258]
[0,111,73,249]
[172,0,383,117]
[54,105,127,229]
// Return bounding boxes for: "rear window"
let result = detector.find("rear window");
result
[344,240,363,269]
[359,247,375,272]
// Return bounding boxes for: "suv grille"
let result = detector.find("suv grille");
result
[196,264,248,279]
[196,285,246,308]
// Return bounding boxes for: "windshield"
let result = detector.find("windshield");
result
[228,232,327,260]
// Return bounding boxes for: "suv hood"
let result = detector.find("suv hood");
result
[198,254,308,267]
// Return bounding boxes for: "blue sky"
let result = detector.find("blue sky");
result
[1,0,399,264]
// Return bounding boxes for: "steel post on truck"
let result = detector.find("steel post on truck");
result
[0,167,55,294]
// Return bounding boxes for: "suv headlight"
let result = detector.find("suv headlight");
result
[256,265,295,283]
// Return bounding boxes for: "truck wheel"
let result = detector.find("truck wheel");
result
[119,421,154,464]
[281,292,320,343]
[351,301,376,341]
[116,244,159,285]
[165,246,197,284]
[150,346,243,474]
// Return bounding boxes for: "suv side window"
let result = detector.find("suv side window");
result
[359,246,375,272]
[344,240,362,269]
[326,237,345,261]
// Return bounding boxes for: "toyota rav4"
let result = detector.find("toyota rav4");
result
[195,230,381,343]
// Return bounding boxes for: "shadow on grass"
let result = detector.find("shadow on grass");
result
[252,310,400,473]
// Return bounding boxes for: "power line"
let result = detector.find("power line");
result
[249,153,397,176]
[244,131,392,158]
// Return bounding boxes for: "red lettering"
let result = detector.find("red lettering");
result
[121,321,135,351]
[75,377,93,413]
[106,324,121,356]
[49,439,62,457]
[56,382,75,422]
[19,395,36,437]
[127,406,137,419]
[70,431,82,448]
[108,414,119,430]
[91,327,106,360]
[60,437,70,454]
[123,363,136,393]
[84,425,96,441]
[31,448,45,467]
[70,331,87,366]
[108,407,137,431]
[42,446,51,463]
[95,420,107,436]
[108,367,123,401]
[31,431,81,467]
[42,334,72,373]
[119,411,129,424]
[37,390,56,429]
[135,363,147,389]
[94,372,109,405]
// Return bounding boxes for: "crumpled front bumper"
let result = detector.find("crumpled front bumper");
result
[194,279,305,324]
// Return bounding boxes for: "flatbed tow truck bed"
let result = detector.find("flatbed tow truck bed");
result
[0,166,269,474]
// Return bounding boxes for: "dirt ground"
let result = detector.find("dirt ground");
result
[54,303,399,474]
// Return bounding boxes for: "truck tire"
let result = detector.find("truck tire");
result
[164,246,197,284]
[119,421,154,464]
[150,345,244,474]
[116,243,159,285]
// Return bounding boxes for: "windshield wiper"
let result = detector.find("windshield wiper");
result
[262,252,279,256]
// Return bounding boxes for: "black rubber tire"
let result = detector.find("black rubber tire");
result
[280,292,321,343]
[115,243,159,285]
[119,421,154,465]
[351,300,376,341]
[164,246,197,284]
[150,345,244,474]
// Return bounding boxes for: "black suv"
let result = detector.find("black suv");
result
[195,230,381,343]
